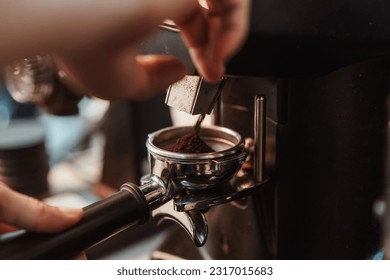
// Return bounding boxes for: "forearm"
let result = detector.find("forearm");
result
[0,0,200,66]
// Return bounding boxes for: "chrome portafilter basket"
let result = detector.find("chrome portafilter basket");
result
[146,125,247,191]
[0,125,267,259]
[138,126,248,245]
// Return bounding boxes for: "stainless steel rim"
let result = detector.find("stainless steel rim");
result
[146,125,244,161]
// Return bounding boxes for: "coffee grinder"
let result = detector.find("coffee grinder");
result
[1,0,390,260]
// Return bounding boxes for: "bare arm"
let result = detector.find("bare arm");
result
[0,0,250,100]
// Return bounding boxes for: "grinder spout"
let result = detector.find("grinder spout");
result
[165,76,226,115]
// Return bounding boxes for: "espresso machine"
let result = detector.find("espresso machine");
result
[1,0,390,260]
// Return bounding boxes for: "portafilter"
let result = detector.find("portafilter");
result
[0,125,267,259]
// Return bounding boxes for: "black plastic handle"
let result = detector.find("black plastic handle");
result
[0,185,150,259]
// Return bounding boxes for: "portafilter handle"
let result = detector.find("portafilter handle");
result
[0,180,164,260]
[0,171,216,259]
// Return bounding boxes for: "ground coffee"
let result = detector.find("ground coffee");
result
[171,114,214,153]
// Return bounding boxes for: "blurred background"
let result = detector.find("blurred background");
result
[0,67,175,259]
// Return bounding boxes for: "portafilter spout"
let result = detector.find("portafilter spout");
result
[0,125,255,259]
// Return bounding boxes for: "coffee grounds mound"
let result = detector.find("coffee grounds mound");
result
[172,135,214,153]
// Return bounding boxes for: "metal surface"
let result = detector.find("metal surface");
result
[152,200,208,247]
[127,175,167,210]
[146,125,246,190]
[254,95,266,183]
[141,125,268,246]
[166,76,225,115]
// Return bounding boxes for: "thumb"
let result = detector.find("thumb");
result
[0,184,83,233]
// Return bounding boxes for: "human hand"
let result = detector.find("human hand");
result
[51,0,250,100]
[174,0,251,82]
[50,0,206,101]
[0,0,250,101]
[0,182,83,235]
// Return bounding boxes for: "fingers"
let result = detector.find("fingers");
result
[0,223,19,234]
[172,1,209,50]
[53,50,186,100]
[174,0,251,82]
[0,184,83,233]
[55,0,205,53]
[96,53,187,100]
[188,42,225,83]
[207,0,251,60]
[120,0,205,45]
[132,55,187,99]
